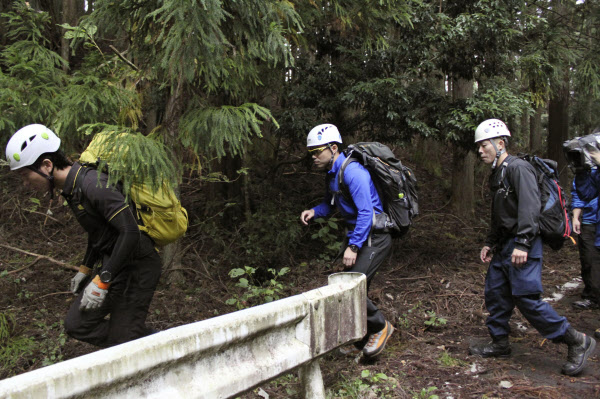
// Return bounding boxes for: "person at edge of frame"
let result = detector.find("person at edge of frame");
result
[573,141,600,340]
[5,124,161,347]
[299,123,394,359]
[570,182,600,311]
[469,118,596,376]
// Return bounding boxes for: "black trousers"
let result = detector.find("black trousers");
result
[65,234,162,348]
[347,232,392,348]
[578,223,600,302]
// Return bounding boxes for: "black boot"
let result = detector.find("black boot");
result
[562,327,596,376]
[469,336,511,357]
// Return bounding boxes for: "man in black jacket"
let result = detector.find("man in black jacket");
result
[5,124,162,347]
[469,119,595,376]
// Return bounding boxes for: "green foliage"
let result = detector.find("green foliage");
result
[329,370,399,399]
[226,266,290,309]
[424,311,447,329]
[0,311,36,378]
[438,350,467,368]
[447,82,530,148]
[180,103,277,158]
[311,217,343,261]
[0,1,66,134]
[0,0,141,155]
[398,301,421,330]
[76,126,180,195]
[412,386,439,399]
[34,311,67,367]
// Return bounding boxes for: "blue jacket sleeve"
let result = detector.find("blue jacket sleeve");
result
[312,193,333,219]
[344,167,374,248]
[575,170,600,202]
[571,179,586,210]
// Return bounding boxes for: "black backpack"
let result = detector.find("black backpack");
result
[500,154,572,250]
[336,142,418,237]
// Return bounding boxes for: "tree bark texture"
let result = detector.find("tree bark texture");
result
[529,105,543,155]
[548,70,570,186]
[61,0,79,70]
[450,77,475,218]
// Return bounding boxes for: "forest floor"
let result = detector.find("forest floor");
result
[1,152,599,399]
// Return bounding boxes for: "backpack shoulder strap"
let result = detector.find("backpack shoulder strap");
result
[335,156,358,202]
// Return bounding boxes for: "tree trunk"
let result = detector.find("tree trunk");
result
[548,70,570,186]
[450,78,475,218]
[529,105,543,155]
[60,0,78,70]
[160,76,186,285]
[520,111,529,150]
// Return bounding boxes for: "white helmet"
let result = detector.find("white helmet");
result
[474,119,511,143]
[306,124,342,147]
[5,124,61,170]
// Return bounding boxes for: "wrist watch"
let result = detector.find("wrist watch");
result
[348,244,359,253]
[100,270,112,284]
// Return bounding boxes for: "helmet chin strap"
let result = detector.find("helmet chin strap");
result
[327,143,337,169]
[28,165,56,199]
[489,139,506,169]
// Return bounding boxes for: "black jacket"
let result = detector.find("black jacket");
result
[485,155,540,252]
[61,163,142,277]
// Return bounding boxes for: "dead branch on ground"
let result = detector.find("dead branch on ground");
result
[0,244,78,273]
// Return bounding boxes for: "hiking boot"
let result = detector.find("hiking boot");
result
[469,336,511,358]
[363,321,394,358]
[561,327,597,376]
[572,299,599,310]
[339,344,362,356]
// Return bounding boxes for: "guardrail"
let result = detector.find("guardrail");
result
[0,272,366,399]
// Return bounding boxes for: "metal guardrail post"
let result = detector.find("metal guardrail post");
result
[298,359,326,398]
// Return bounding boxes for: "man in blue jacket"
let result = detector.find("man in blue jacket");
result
[574,145,600,339]
[300,123,394,358]
[470,119,595,376]
[570,184,600,310]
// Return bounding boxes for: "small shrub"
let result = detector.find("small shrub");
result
[424,311,447,328]
[226,266,290,309]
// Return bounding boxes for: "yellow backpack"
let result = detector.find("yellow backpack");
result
[79,133,188,247]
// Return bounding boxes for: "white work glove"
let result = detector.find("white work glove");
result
[70,265,91,294]
[79,276,110,311]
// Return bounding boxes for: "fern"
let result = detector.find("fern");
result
[179,103,278,158]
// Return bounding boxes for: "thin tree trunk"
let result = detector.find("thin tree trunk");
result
[520,111,529,150]
[450,77,475,218]
[529,105,543,155]
[161,75,186,285]
[548,70,570,186]
[60,0,78,71]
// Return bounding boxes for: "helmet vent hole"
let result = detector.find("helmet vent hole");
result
[21,142,28,151]
[29,135,36,142]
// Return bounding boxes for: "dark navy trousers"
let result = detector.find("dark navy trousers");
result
[484,236,569,340]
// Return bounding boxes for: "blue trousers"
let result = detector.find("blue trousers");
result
[484,237,569,340]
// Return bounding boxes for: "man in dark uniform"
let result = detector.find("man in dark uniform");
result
[300,123,394,358]
[6,124,162,347]
[470,119,595,376]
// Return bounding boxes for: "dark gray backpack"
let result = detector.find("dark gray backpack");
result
[337,142,418,237]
